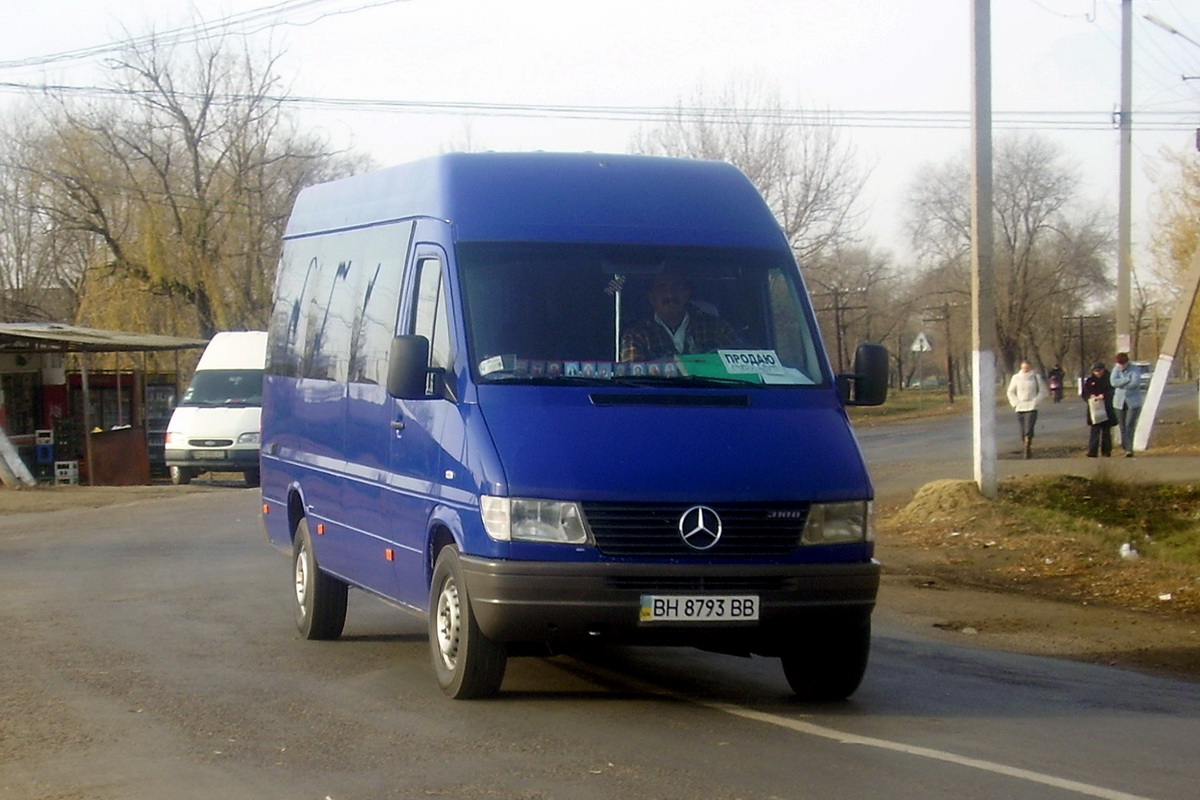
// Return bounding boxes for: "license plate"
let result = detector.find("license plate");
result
[639,595,759,622]
[192,450,226,460]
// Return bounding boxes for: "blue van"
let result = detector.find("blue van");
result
[261,152,887,699]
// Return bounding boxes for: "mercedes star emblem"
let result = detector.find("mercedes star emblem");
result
[678,505,722,550]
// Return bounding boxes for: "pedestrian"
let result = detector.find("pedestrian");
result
[1006,360,1049,459]
[1047,364,1065,403]
[1082,361,1116,457]
[1110,352,1144,458]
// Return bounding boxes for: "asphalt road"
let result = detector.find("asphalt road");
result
[3,484,1199,799]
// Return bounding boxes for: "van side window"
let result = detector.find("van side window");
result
[413,256,451,373]
[348,223,411,385]
[268,221,413,383]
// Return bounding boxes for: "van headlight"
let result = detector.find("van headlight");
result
[238,432,260,445]
[802,501,873,545]
[480,497,591,544]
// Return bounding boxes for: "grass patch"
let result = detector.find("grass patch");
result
[848,387,969,423]
[882,474,1200,615]
[1000,474,1200,567]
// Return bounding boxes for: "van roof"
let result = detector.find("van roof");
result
[196,331,267,371]
[284,152,788,249]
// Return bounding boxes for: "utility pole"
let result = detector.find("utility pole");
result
[1135,248,1200,450]
[1063,313,1103,385]
[924,300,965,404]
[1116,0,1133,353]
[971,0,997,499]
[813,285,867,374]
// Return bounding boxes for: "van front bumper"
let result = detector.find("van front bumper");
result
[459,556,879,652]
[164,447,260,471]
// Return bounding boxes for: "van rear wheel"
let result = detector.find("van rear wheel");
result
[780,622,871,701]
[292,518,347,640]
[429,547,507,699]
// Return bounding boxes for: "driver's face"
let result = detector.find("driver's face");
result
[648,275,691,326]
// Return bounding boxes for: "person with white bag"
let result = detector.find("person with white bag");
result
[1081,361,1116,458]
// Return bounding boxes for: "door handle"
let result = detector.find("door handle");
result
[390,420,406,431]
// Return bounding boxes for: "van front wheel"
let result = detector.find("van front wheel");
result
[170,466,194,485]
[780,622,871,701]
[429,547,507,699]
[292,518,347,640]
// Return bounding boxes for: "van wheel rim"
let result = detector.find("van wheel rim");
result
[294,546,309,617]
[435,579,462,669]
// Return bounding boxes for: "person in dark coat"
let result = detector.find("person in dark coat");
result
[1082,361,1116,457]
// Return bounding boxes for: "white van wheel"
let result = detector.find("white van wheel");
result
[292,518,347,640]
[780,622,871,701]
[429,547,506,699]
[169,466,194,485]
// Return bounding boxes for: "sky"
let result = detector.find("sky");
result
[2,0,1198,271]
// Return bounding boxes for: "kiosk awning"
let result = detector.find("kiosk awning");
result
[0,323,208,353]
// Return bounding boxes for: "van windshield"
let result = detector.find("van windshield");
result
[181,370,264,407]
[457,243,827,387]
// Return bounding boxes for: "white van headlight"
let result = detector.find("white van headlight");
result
[481,497,591,544]
[238,432,260,445]
[802,501,873,545]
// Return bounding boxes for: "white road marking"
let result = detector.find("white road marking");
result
[555,657,1159,800]
[706,702,1159,800]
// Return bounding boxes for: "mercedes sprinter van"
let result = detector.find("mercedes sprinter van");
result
[261,153,887,699]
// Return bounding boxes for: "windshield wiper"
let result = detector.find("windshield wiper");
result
[482,374,615,386]
[608,374,753,388]
[482,373,762,388]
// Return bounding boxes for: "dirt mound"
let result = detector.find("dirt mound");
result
[890,479,991,527]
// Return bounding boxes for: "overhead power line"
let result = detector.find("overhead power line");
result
[0,0,409,70]
[1,80,1194,134]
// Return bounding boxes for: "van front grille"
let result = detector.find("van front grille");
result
[606,575,791,592]
[581,502,808,558]
[188,439,234,447]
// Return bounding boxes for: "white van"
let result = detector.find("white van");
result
[165,331,267,487]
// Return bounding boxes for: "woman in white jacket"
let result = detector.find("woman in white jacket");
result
[1006,360,1049,459]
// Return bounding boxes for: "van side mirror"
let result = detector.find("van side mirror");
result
[387,335,430,399]
[837,343,889,407]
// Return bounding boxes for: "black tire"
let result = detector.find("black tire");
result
[169,466,193,485]
[243,468,261,488]
[429,547,507,699]
[780,621,871,701]
[292,518,348,640]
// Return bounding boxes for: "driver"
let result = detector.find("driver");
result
[619,271,737,362]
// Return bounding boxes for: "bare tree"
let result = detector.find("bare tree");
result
[805,245,916,375]
[16,32,364,337]
[0,113,89,322]
[906,133,1112,376]
[630,80,867,264]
